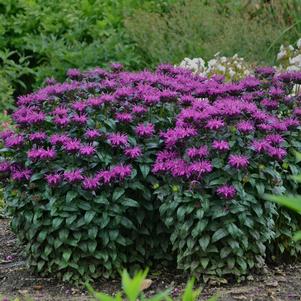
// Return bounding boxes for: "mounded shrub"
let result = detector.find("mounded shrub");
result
[1,64,301,281]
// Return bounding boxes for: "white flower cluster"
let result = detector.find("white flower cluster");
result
[179,53,252,81]
[277,38,301,71]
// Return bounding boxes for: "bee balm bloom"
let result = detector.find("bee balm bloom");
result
[228,154,249,169]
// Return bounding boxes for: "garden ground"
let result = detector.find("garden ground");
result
[0,219,300,301]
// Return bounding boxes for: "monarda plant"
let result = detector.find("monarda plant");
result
[0,64,301,282]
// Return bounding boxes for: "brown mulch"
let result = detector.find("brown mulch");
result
[0,218,300,301]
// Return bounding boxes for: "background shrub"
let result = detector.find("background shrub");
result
[125,0,301,68]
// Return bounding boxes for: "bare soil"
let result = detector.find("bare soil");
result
[0,218,300,301]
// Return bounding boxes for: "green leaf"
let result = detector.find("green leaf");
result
[59,229,69,242]
[122,198,139,207]
[87,241,97,253]
[88,227,98,239]
[212,228,228,243]
[199,235,210,251]
[139,164,150,178]
[84,211,96,224]
[52,217,64,229]
[63,249,72,261]
[294,231,301,241]
[113,188,125,201]
[66,190,78,203]
[200,258,209,269]
[95,195,109,205]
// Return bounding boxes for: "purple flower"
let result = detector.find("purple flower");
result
[228,154,249,169]
[188,160,213,178]
[111,164,132,180]
[115,112,133,123]
[5,135,24,148]
[49,134,69,145]
[82,176,100,190]
[236,121,254,133]
[72,101,87,112]
[28,148,56,161]
[52,106,68,116]
[11,168,32,181]
[132,105,147,115]
[217,185,236,199]
[110,63,123,71]
[212,140,230,151]
[97,170,114,184]
[187,146,209,158]
[45,173,62,186]
[107,133,128,147]
[267,146,287,161]
[79,145,96,156]
[0,129,14,140]
[124,146,142,159]
[261,99,278,110]
[251,139,270,153]
[205,119,224,130]
[72,113,88,125]
[64,169,83,183]
[135,123,155,138]
[265,134,285,145]
[0,161,10,173]
[67,68,81,78]
[63,139,81,153]
[53,116,69,127]
[85,129,101,140]
[29,132,47,142]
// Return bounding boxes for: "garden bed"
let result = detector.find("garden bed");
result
[0,218,300,301]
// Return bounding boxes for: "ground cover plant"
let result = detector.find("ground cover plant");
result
[1,64,301,282]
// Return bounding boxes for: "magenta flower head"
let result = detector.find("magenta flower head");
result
[85,129,101,140]
[124,146,142,159]
[265,134,285,145]
[72,101,87,112]
[187,146,209,159]
[217,184,236,199]
[205,118,225,130]
[63,138,81,153]
[135,123,155,138]
[251,139,270,153]
[53,116,69,127]
[67,68,81,79]
[107,133,128,147]
[115,112,133,123]
[0,161,11,173]
[64,169,83,183]
[267,146,287,161]
[49,134,69,146]
[132,105,147,115]
[188,160,213,178]
[212,140,230,151]
[97,170,114,184]
[11,168,32,182]
[228,154,249,169]
[5,135,24,148]
[28,147,56,161]
[79,144,96,156]
[236,121,254,134]
[29,132,47,142]
[72,113,88,125]
[82,176,100,190]
[111,164,132,180]
[45,173,62,186]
